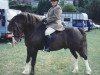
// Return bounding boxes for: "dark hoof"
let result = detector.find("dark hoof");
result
[30,73,34,75]
[30,71,34,75]
[44,49,50,52]
[45,50,50,52]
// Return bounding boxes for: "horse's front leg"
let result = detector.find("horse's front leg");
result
[30,50,38,75]
[22,48,32,74]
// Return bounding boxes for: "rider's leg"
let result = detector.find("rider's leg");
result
[44,27,56,51]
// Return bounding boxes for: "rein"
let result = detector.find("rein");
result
[12,21,23,38]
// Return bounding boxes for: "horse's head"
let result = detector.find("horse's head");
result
[8,13,25,42]
[8,12,44,42]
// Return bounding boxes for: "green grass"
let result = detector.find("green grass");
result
[0,29,100,75]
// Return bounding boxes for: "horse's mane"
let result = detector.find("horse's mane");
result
[20,12,45,25]
[8,12,45,32]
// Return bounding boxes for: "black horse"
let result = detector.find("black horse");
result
[8,12,91,75]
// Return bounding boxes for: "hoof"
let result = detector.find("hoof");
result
[86,74,91,75]
[30,73,34,75]
[72,69,78,73]
[22,70,30,75]
[86,69,92,75]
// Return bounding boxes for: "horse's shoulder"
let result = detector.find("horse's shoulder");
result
[64,27,75,32]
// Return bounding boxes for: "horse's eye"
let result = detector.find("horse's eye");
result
[14,28,17,31]
[12,27,16,31]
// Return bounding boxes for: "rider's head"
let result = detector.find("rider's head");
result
[50,0,59,7]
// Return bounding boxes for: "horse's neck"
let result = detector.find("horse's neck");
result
[24,24,46,38]
[38,24,46,31]
[35,24,46,35]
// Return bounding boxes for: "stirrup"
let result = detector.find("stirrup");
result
[43,47,50,52]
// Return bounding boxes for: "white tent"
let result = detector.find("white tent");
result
[6,9,21,21]
[0,0,9,9]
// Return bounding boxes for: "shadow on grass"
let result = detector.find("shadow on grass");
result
[0,38,12,44]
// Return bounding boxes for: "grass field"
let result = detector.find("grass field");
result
[0,29,100,75]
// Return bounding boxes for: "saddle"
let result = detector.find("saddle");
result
[50,30,64,43]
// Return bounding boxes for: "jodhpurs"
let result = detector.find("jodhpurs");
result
[45,27,56,36]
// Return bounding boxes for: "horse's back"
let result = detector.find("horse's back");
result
[49,27,86,50]
[64,27,85,38]
[64,27,86,49]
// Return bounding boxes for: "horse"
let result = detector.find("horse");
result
[8,12,92,75]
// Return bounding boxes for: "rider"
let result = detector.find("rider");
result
[43,0,65,52]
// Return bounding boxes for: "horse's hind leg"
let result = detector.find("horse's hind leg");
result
[30,50,38,75]
[22,48,31,74]
[70,50,79,73]
[77,50,92,75]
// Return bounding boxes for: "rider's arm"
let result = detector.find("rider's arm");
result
[47,7,62,23]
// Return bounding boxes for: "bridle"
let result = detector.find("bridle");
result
[12,21,23,39]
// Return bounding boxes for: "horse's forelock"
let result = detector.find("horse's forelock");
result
[8,18,15,32]
[8,13,25,32]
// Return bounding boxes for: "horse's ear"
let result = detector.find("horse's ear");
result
[7,20,11,22]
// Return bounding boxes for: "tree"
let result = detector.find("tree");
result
[62,4,77,12]
[85,0,100,21]
[9,0,37,13]
[74,0,89,12]
[37,0,52,15]
[60,0,64,7]
[32,6,37,13]
[78,0,85,8]
[10,4,32,12]
[9,0,19,5]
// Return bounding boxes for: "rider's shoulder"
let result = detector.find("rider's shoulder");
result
[55,5,62,9]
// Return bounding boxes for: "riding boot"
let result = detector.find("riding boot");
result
[44,35,51,52]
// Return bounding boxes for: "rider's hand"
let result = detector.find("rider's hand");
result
[42,18,48,25]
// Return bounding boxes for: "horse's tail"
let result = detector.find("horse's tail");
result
[78,28,88,56]
[78,28,86,39]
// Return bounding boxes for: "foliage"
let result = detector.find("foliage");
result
[62,4,76,12]
[75,0,100,21]
[9,0,38,13]
[78,0,85,8]
[9,0,18,5]
[10,4,33,12]
[85,0,100,21]
[9,0,100,21]
[60,0,65,7]
[37,0,52,15]
[32,6,38,13]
